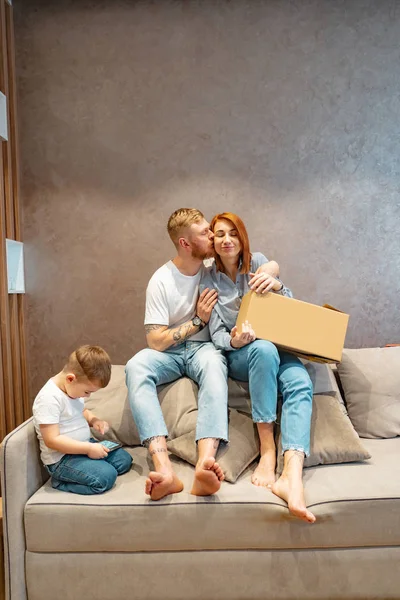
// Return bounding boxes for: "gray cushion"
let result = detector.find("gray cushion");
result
[167,408,260,483]
[24,438,400,554]
[276,394,371,473]
[337,347,400,438]
[86,361,342,446]
[227,361,341,415]
[85,367,203,446]
[87,365,363,478]
[85,365,140,446]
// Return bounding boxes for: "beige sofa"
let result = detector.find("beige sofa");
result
[2,348,400,600]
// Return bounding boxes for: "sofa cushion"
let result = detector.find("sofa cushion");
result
[165,367,361,477]
[86,362,342,447]
[301,360,340,396]
[276,394,371,473]
[87,363,360,480]
[337,347,400,438]
[24,437,400,554]
[167,408,260,483]
[227,361,341,414]
[85,365,140,446]
[86,368,203,446]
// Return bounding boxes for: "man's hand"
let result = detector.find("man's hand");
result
[87,443,109,460]
[91,419,110,435]
[196,288,218,324]
[146,288,218,352]
[248,272,282,294]
[230,320,256,349]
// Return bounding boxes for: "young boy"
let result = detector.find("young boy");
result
[33,345,132,495]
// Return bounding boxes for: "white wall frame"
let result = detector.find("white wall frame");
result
[0,91,8,141]
[6,238,25,293]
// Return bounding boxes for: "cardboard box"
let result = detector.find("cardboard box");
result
[236,292,349,363]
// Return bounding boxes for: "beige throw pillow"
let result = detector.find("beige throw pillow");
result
[167,408,260,483]
[227,361,342,415]
[86,366,369,480]
[337,347,400,438]
[85,365,140,446]
[86,367,200,446]
[87,369,259,482]
[276,394,371,473]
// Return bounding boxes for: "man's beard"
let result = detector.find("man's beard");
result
[191,241,215,260]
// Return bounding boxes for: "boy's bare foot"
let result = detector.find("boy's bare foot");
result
[271,474,316,523]
[251,449,276,488]
[145,470,184,501]
[191,457,224,496]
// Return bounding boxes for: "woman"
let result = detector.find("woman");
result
[201,212,315,523]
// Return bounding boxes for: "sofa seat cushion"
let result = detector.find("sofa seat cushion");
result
[25,438,400,554]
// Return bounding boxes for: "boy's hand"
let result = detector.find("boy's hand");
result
[87,443,109,460]
[230,321,256,349]
[91,419,110,435]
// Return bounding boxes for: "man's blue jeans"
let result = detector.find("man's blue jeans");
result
[227,340,313,456]
[46,439,133,495]
[125,341,229,444]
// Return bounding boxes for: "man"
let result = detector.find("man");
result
[126,208,279,500]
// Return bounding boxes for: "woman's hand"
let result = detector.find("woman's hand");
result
[196,288,218,324]
[230,320,256,348]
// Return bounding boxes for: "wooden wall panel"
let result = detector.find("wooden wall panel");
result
[0,0,28,440]
[0,146,15,436]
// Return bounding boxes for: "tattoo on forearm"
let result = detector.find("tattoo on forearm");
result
[172,322,194,346]
[149,448,168,457]
[145,324,164,333]
[173,325,183,343]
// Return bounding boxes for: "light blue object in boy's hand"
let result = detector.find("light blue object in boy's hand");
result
[100,440,122,452]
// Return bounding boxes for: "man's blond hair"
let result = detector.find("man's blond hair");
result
[63,345,111,388]
[167,208,204,245]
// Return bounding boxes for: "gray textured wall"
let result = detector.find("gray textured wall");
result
[14,0,400,397]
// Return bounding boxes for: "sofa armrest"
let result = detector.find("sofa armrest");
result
[1,418,48,600]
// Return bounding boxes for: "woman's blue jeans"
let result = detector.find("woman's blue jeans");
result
[46,439,133,495]
[227,340,313,456]
[126,341,229,444]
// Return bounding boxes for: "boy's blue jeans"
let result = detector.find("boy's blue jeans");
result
[46,439,133,495]
[125,341,229,444]
[227,340,313,456]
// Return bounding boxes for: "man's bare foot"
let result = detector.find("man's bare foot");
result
[251,449,276,488]
[191,457,224,496]
[145,470,184,501]
[271,474,316,523]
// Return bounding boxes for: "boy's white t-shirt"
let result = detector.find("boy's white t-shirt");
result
[144,260,211,343]
[32,379,91,465]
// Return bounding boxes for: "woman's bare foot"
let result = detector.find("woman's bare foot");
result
[145,470,184,501]
[251,449,276,488]
[271,473,316,523]
[191,457,224,496]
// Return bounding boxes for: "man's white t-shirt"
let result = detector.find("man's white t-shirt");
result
[145,261,211,343]
[32,379,91,465]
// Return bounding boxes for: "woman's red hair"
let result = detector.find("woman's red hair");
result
[210,212,252,274]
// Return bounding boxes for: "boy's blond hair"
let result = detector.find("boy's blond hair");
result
[63,345,111,388]
[167,208,204,246]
